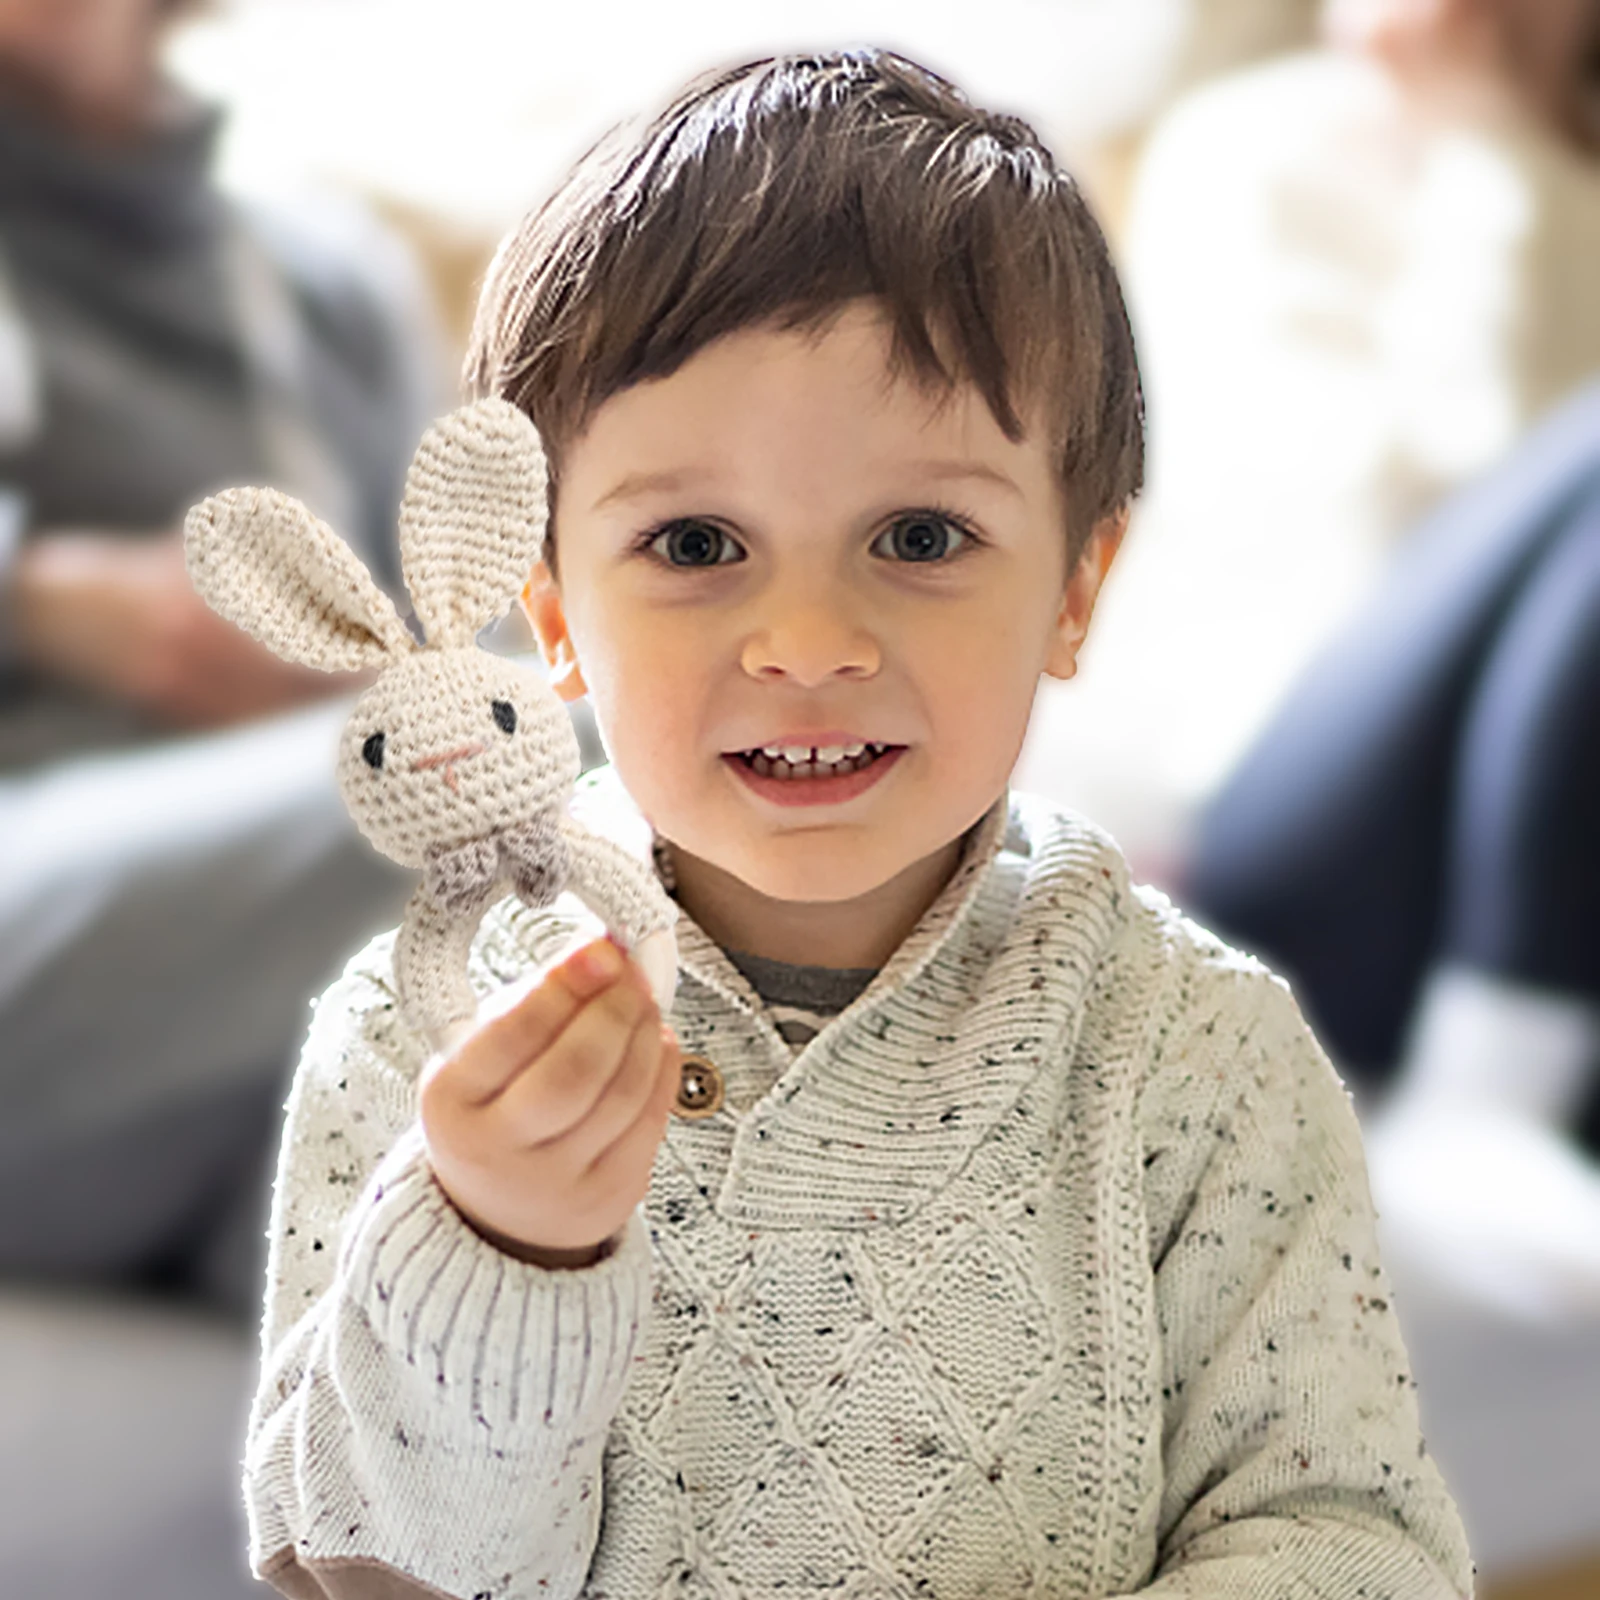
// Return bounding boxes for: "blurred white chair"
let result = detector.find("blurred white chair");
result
[0,1288,259,1600]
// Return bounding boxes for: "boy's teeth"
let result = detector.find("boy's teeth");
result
[743,742,894,780]
[758,741,873,762]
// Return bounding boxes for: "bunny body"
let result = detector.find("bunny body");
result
[184,399,678,1051]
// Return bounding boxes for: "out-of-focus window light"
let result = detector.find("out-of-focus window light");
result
[166,0,1187,233]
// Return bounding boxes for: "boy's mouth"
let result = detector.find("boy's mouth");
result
[729,741,901,780]
[723,741,907,808]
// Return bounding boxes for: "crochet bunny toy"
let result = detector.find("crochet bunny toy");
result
[183,397,678,1055]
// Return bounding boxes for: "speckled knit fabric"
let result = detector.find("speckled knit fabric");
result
[245,767,1476,1600]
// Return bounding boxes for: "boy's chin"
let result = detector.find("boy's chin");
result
[675,836,913,908]
[735,836,956,909]
[727,855,901,908]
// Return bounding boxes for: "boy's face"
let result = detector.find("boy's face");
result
[522,300,1119,926]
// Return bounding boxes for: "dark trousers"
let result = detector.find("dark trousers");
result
[1181,382,1600,1146]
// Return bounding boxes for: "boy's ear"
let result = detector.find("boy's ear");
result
[1042,507,1128,682]
[519,559,589,702]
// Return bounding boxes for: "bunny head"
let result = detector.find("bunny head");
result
[333,644,580,870]
[185,397,580,870]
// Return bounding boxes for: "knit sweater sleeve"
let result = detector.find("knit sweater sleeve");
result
[1133,933,1478,1599]
[244,929,652,1600]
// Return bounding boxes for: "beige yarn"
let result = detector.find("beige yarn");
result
[183,397,678,1048]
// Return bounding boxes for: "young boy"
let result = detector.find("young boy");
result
[246,50,1476,1600]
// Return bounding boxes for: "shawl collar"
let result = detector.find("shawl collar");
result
[565,766,1130,1227]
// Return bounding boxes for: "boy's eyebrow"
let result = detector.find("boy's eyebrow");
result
[592,461,1021,512]
[592,470,707,512]
[908,461,1023,498]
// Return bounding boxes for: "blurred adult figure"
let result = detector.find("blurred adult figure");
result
[1183,380,1600,1323]
[1018,0,1600,871]
[0,0,442,1315]
[1062,0,1323,231]
[1156,0,1322,95]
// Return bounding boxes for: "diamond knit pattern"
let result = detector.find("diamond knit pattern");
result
[596,946,1124,1598]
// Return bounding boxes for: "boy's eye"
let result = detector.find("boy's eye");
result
[873,512,969,563]
[648,519,744,567]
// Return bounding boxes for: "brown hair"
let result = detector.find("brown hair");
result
[465,49,1144,564]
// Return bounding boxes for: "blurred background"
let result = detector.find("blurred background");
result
[0,1,1596,1596]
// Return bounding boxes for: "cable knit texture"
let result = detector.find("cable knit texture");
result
[182,400,677,1047]
[246,767,1476,1600]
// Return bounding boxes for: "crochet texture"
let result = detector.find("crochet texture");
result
[183,399,678,1048]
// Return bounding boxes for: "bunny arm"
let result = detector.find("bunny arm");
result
[396,823,573,1050]
[557,813,678,950]
[558,814,680,1011]
[395,818,676,1051]
[392,877,497,1055]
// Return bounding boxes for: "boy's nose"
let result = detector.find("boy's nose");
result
[738,596,881,686]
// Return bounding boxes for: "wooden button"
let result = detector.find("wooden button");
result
[674,1054,724,1119]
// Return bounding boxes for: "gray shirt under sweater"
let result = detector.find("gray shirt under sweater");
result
[723,947,880,1052]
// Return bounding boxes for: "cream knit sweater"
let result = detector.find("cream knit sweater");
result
[246,770,1476,1600]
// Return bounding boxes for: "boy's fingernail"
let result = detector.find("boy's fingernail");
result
[571,936,622,984]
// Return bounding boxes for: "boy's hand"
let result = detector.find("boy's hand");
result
[418,936,682,1269]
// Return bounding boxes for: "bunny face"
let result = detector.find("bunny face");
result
[184,396,566,870]
[336,648,581,869]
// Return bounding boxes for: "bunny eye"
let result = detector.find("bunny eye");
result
[362,731,386,770]
[491,700,517,735]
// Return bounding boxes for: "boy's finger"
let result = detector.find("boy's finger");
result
[493,968,655,1140]
[444,936,629,1105]
[561,1014,672,1168]
[580,1035,681,1200]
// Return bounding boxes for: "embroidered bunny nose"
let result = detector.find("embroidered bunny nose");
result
[411,742,486,795]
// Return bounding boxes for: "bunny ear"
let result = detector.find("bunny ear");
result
[397,398,549,649]
[184,487,415,671]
